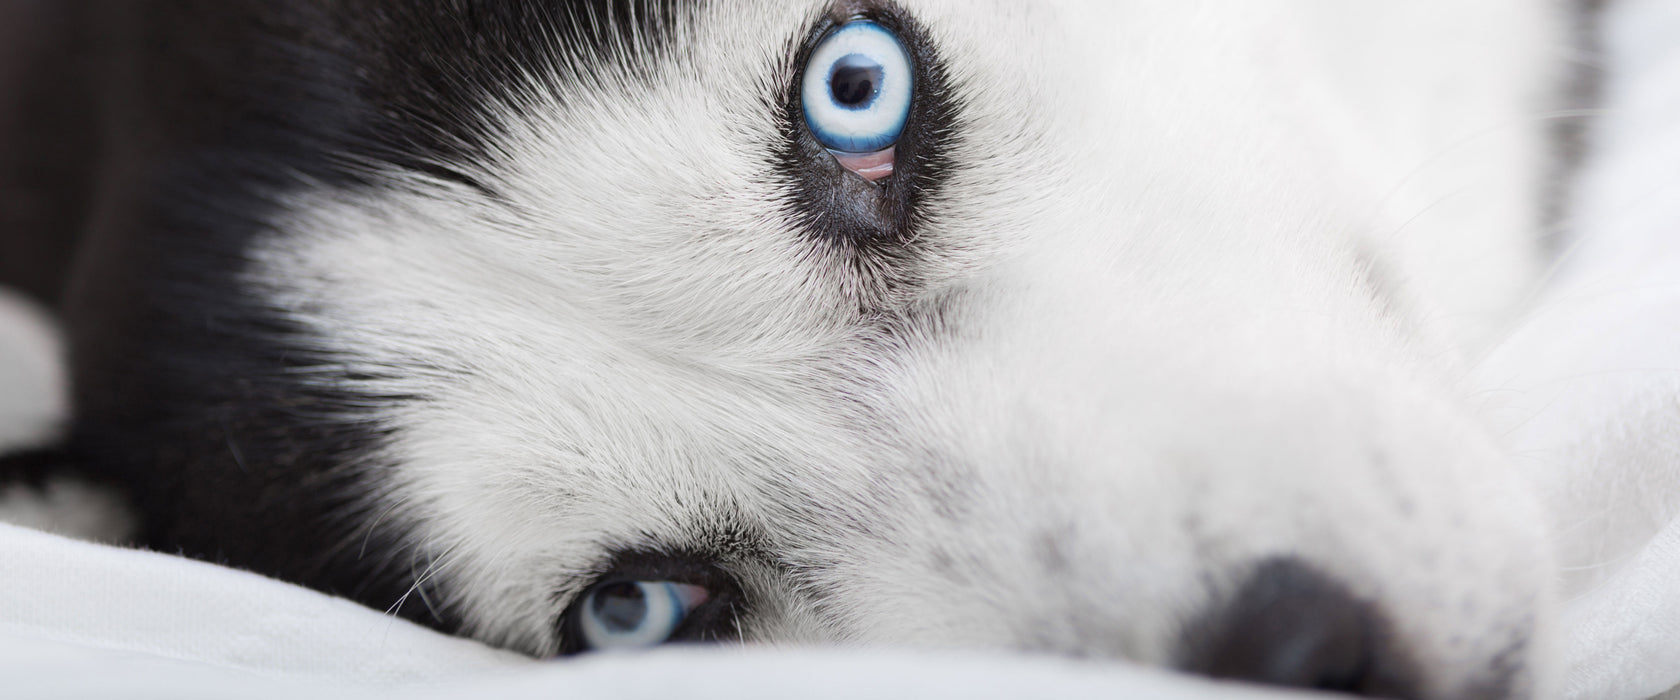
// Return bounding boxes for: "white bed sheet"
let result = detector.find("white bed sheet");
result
[2,1,1678,698]
[0,520,1307,699]
[1472,0,1680,697]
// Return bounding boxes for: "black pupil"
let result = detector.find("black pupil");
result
[591,583,649,632]
[830,54,884,108]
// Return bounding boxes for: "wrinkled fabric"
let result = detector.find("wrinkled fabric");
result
[1473,1,1680,697]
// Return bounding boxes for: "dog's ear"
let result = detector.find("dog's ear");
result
[0,447,137,544]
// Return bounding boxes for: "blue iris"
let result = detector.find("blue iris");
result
[577,581,696,651]
[801,21,914,154]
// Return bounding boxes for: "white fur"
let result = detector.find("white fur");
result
[0,477,134,543]
[0,291,135,543]
[0,288,132,540]
[0,289,66,452]
[249,1,1565,694]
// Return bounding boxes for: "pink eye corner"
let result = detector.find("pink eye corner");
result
[833,146,896,182]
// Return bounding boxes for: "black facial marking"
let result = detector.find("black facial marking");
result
[2,0,695,641]
[327,0,694,193]
[0,2,98,309]
[776,2,962,302]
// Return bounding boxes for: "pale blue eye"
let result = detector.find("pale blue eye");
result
[578,580,708,651]
[801,20,914,154]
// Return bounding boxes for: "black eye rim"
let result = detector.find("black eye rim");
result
[555,552,745,656]
[776,1,960,267]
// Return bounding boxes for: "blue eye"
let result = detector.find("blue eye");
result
[577,580,711,651]
[801,20,914,156]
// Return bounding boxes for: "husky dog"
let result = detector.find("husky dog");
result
[0,1,1580,697]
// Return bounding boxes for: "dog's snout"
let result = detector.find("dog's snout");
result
[1180,557,1425,698]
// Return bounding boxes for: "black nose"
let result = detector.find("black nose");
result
[1179,557,1425,698]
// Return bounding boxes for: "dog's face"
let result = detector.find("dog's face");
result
[129,0,1556,696]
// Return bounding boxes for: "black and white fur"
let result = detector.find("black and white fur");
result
[0,1,1586,697]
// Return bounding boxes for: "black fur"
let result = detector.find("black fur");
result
[0,0,691,635]
[0,2,99,309]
